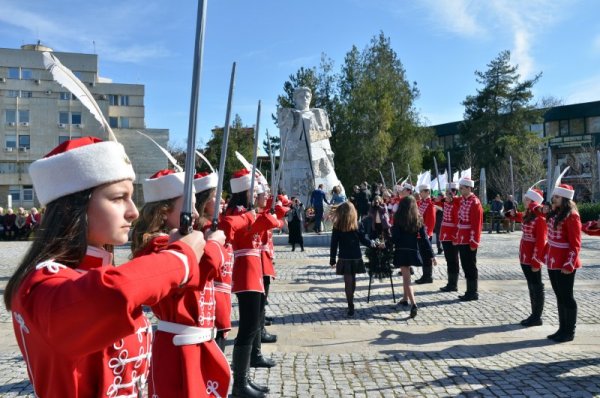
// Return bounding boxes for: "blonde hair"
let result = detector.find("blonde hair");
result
[332,202,358,232]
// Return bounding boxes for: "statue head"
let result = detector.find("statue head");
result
[293,87,312,111]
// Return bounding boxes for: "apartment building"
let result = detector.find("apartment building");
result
[0,43,169,207]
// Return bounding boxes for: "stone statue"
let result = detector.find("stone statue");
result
[277,87,344,202]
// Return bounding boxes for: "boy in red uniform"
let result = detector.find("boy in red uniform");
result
[415,177,436,284]
[439,182,462,292]
[455,177,483,301]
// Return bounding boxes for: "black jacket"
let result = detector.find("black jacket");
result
[330,227,373,265]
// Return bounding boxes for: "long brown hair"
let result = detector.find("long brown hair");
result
[195,188,216,226]
[548,196,578,230]
[394,195,422,234]
[4,188,92,310]
[332,202,358,232]
[130,198,176,258]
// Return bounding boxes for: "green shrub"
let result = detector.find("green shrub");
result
[577,202,600,223]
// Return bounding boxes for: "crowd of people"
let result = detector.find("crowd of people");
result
[0,206,42,240]
[327,174,596,349]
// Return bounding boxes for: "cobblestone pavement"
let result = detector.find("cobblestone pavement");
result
[1,233,599,397]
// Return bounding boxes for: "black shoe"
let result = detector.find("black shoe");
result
[547,330,562,340]
[261,328,277,344]
[249,379,270,393]
[347,308,355,317]
[458,292,479,301]
[264,319,272,326]
[440,285,458,292]
[520,316,542,327]
[415,277,433,285]
[551,331,575,343]
[265,316,274,322]
[410,305,418,318]
[250,354,276,368]
[398,300,408,306]
[437,249,444,255]
[291,247,295,251]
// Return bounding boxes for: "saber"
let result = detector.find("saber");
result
[433,156,441,192]
[378,170,386,188]
[211,62,237,231]
[180,0,208,235]
[407,164,412,185]
[266,131,277,213]
[248,100,261,209]
[447,151,452,183]
[391,162,397,187]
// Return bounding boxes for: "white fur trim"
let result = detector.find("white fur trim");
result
[525,189,544,204]
[193,172,218,192]
[402,183,414,191]
[418,184,431,191]
[230,174,252,193]
[447,182,459,190]
[29,141,135,206]
[143,172,191,203]
[552,186,574,200]
[458,178,474,188]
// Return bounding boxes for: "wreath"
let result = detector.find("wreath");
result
[365,240,394,280]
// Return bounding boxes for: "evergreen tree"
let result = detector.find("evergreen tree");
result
[459,50,545,197]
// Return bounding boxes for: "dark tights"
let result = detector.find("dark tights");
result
[343,273,357,308]
[521,264,543,286]
[235,292,262,346]
[548,269,577,311]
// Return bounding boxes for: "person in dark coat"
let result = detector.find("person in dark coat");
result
[355,182,371,220]
[391,196,436,318]
[310,184,330,233]
[330,202,375,317]
[287,197,304,251]
[433,193,444,254]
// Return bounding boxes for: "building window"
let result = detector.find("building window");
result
[6,110,17,124]
[71,112,82,125]
[5,134,17,149]
[0,163,17,173]
[570,118,585,135]
[120,95,129,106]
[59,112,69,125]
[109,117,118,128]
[21,69,33,80]
[21,91,33,98]
[58,135,70,145]
[8,67,19,79]
[23,186,34,202]
[545,121,558,137]
[109,95,118,106]
[19,135,30,149]
[59,92,70,100]
[559,120,569,136]
[9,186,20,202]
[8,90,19,98]
[19,110,30,124]
[587,117,600,134]
[120,117,130,128]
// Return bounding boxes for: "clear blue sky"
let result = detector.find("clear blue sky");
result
[1,0,599,153]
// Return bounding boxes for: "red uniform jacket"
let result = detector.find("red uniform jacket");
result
[138,235,231,398]
[11,244,197,398]
[455,193,483,249]
[545,212,582,273]
[582,220,600,236]
[220,207,280,294]
[417,197,436,238]
[440,196,461,242]
[200,220,234,333]
[515,204,547,269]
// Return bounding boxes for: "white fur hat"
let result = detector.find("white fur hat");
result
[447,182,459,190]
[458,177,475,188]
[144,170,192,203]
[525,188,544,204]
[193,171,218,193]
[552,167,574,200]
[29,137,135,206]
[230,169,252,194]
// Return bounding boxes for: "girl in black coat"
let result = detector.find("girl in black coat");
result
[391,196,436,318]
[330,202,374,317]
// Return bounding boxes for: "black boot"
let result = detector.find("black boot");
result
[440,273,459,292]
[415,265,433,284]
[232,345,266,398]
[553,306,576,343]
[261,327,277,343]
[521,283,544,327]
[458,279,479,301]
[251,331,276,368]
[215,333,226,352]
[547,304,566,340]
